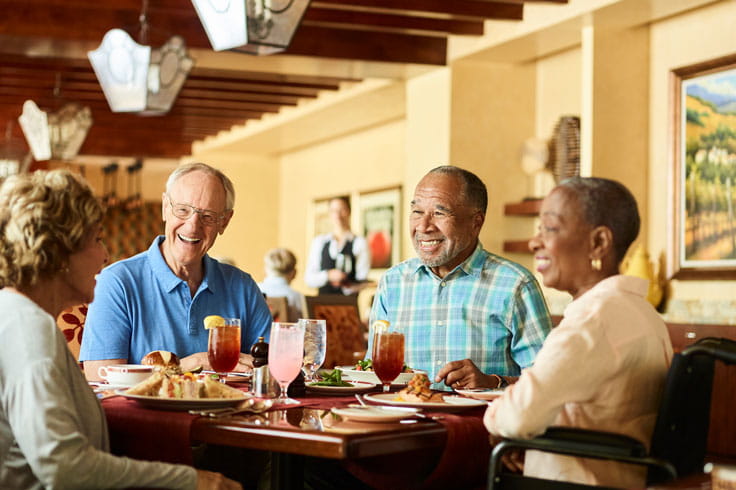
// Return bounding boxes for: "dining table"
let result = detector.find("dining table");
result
[100,382,492,490]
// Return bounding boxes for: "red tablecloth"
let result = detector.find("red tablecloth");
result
[103,396,196,465]
[102,392,491,489]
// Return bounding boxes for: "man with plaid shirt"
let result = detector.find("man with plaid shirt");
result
[369,166,552,391]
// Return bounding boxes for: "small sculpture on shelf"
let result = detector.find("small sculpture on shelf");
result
[547,115,581,184]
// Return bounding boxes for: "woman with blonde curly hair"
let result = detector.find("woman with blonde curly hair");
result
[0,169,240,490]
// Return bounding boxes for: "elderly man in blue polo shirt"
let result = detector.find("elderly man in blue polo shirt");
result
[368,165,552,391]
[80,162,272,379]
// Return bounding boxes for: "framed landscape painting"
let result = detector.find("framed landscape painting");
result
[669,53,736,278]
[359,186,401,272]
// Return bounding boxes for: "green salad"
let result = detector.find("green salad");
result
[310,369,352,387]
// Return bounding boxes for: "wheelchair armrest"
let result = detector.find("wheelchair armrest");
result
[488,427,676,488]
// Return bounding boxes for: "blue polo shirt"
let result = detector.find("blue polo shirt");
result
[80,236,272,364]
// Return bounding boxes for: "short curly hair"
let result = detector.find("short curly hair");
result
[0,169,104,289]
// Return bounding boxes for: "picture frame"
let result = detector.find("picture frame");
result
[358,186,402,273]
[668,53,736,279]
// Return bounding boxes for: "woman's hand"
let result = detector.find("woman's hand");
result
[195,469,242,490]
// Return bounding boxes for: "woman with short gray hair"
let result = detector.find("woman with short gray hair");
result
[484,177,673,487]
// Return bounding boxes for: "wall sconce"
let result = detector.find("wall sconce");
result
[88,29,193,114]
[192,0,311,54]
[18,100,93,161]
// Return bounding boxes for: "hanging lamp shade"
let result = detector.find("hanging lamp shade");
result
[18,100,92,162]
[18,100,51,161]
[88,29,193,114]
[191,0,247,51]
[88,29,151,112]
[144,36,194,115]
[192,0,310,54]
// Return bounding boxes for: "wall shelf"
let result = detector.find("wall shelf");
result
[503,199,541,253]
[503,240,532,253]
[504,199,542,216]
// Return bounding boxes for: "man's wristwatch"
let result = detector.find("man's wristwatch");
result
[492,374,509,388]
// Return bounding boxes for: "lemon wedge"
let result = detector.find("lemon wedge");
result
[203,315,226,329]
[372,319,390,333]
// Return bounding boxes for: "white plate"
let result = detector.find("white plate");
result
[116,390,249,411]
[331,406,420,423]
[454,388,505,401]
[305,381,377,394]
[90,382,136,392]
[363,392,486,412]
[336,366,422,385]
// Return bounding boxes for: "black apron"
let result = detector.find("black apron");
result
[319,239,357,295]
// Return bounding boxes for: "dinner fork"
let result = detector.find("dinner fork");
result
[353,394,443,420]
[189,398,273,418]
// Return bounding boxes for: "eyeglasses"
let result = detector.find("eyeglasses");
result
[166,194,226,226]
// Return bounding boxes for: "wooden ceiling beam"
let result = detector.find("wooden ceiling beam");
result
[281,25,447,65]
[79,130,194,158]
[303,7,484,36]
[310,0,524,20]
[181,79,321,97]
[0,60,348,95]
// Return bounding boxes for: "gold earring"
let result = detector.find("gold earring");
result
[591,258,602,271]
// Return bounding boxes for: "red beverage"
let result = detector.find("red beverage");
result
[208,325,241,373]
[372,332,404,391]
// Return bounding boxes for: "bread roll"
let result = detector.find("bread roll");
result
[141,350,180,368]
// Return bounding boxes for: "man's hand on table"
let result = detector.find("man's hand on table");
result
[180,352,254,373]
[435,359,511,389]
[196,469,242,490]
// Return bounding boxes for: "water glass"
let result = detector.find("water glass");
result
[268,322,305,405]
[299,319,326,382]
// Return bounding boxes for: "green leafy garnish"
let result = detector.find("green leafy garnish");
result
[310,369,352,387]
[354,359,372,371]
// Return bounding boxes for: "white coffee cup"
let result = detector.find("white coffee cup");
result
[97,364,154,387]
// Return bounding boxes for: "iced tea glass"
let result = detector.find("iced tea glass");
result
[372,330,404,392]
[207,318,241,383]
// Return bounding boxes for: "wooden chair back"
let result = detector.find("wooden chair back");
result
[304,294,367,368]
[56,303,88,362]
[265,296,289,323]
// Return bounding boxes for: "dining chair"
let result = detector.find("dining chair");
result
[56,303,88,362]
[304,294,367,368]
[487,337,736,490]
[265,295,289,323]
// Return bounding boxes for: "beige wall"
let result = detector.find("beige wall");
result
[278,118,406,294]
[188,153,280,277]
[450,59,536,268]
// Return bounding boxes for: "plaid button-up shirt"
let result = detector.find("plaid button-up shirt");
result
[369,243,552,390]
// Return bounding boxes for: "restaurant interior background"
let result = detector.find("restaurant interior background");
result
[2,0,735,325]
